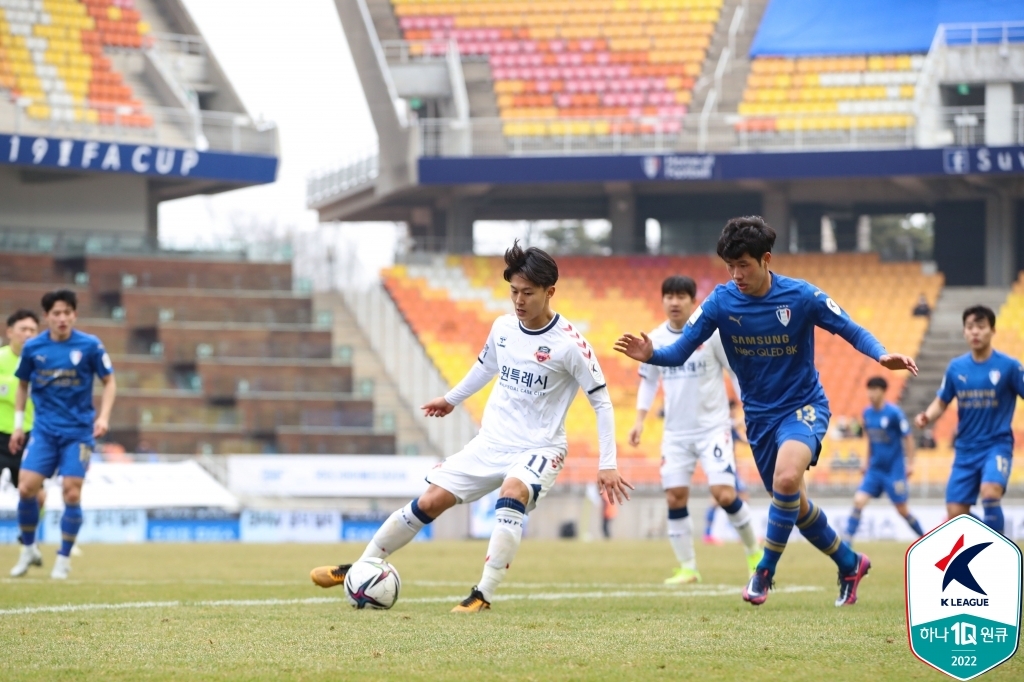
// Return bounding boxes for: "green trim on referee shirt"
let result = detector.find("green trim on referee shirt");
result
[0,345,34,432]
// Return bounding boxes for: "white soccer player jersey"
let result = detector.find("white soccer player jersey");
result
[638,323,738,439]
[471,313,607,453]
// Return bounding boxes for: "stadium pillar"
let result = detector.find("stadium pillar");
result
[763,189,790,251]
[444,201,475,254]
[985,192,1016,287]
[608,188,641,253]
[146,186,159,248]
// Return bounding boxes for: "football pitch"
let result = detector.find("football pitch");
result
[1,540,1020,681]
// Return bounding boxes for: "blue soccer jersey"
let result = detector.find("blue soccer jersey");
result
[862,402,910,472]
[15,329,114,438]
[647,274,887,490]
[649,274,887,423]
[938,350,1024,454]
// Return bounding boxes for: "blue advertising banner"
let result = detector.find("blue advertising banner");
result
[0,133,277,184]
[418,146,1024,185]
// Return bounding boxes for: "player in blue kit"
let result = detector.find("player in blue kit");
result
[8,290,116,579]
[915,305,1024,534]
[842,376,924,543]
[615,217,917,607]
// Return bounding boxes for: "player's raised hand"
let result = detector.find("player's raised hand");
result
[8,429,24,454]
[421,396,455,418]
[879,353,918,376]
[93,417,109,438]
[598,468,634,505]
[613,332,654,363]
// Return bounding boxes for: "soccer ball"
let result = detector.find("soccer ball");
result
[344,558,401,610]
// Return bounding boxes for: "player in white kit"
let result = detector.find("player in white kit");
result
[310,241,632,611]
[629,276,762,584]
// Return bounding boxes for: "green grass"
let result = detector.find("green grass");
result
[0,540,1019,681]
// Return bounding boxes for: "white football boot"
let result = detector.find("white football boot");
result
[9,543,43,577]
[51,554,72,580]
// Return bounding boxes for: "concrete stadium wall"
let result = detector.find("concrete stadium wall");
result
[0,166,149,234]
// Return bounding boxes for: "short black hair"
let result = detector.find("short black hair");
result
[716,216,776,262]
[962,305,995,329]
[503,239,558,288]
[6,309,39,327]
[866,376,888,391]
[662,275,696,299]
[41,289,77,313]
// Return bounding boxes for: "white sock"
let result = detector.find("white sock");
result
[667,509,696,569]
[726,501,760,555]
[360,499,431,560]
[476,499,525,601]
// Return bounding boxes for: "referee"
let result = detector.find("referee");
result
[1,310,45,562]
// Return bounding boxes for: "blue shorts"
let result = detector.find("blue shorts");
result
[858,467,909,504]
[746,402,830,494]
[946,447,1013,505]
[20,430,93,479]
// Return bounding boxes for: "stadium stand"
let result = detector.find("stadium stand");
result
[0,0,153,127]
[0,249,396,456]
[737,54,922,135]
[382,252,945,485]
[390,0,723,136]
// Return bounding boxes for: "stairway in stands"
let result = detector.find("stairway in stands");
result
[901,286,1010,446]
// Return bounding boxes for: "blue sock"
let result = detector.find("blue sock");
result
[17,497,39,546]
[797,500,858,575]
[704,505,716,535]
[903,513,924,537]
[59,505,83,557]
[982,499,1004,534]
[757,491,801,576]
[845,508,862,538]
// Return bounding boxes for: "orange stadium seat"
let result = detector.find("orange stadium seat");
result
[0,0,152,127]
[737,53,923,134]
[383,253,946,487]
[391,0,724,136]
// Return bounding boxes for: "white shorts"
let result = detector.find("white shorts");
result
[425,436,565,513]
[661,428,737,490]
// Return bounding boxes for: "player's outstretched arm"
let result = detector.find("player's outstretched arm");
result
[630,367,659,446]
[614,332,654,363]
[421,396,456,418]
[879,353,918,375]
[812,290,918,375]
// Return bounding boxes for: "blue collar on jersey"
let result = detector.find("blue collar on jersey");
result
[519,313,560,336]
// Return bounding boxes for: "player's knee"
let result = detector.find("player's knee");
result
[63,487,82,506]
[665,487,688,509]
[499,478,530,505]
[417,487,456,518]
[17,475,41,500]
[979,483,1003,500]
[772,470,801,494]
[710,485,736,507]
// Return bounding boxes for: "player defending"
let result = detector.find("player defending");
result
[2,310,46,570]
[915,305,1023,534]
[629,275,762,584]
[311,242,632,611]
[615,217,917,607]
[9,290,116,579]
[842,377,924,543]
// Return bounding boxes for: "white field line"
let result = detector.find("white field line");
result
[0,585,822,617]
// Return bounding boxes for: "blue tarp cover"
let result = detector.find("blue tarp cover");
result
[749,0,1024,57]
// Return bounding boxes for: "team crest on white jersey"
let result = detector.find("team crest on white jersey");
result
[989,370,1001,386]
[776,307,791,326]
[535,346,551,363]
[69,350,82,366]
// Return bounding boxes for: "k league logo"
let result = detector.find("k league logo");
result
[906,515,1022,680]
